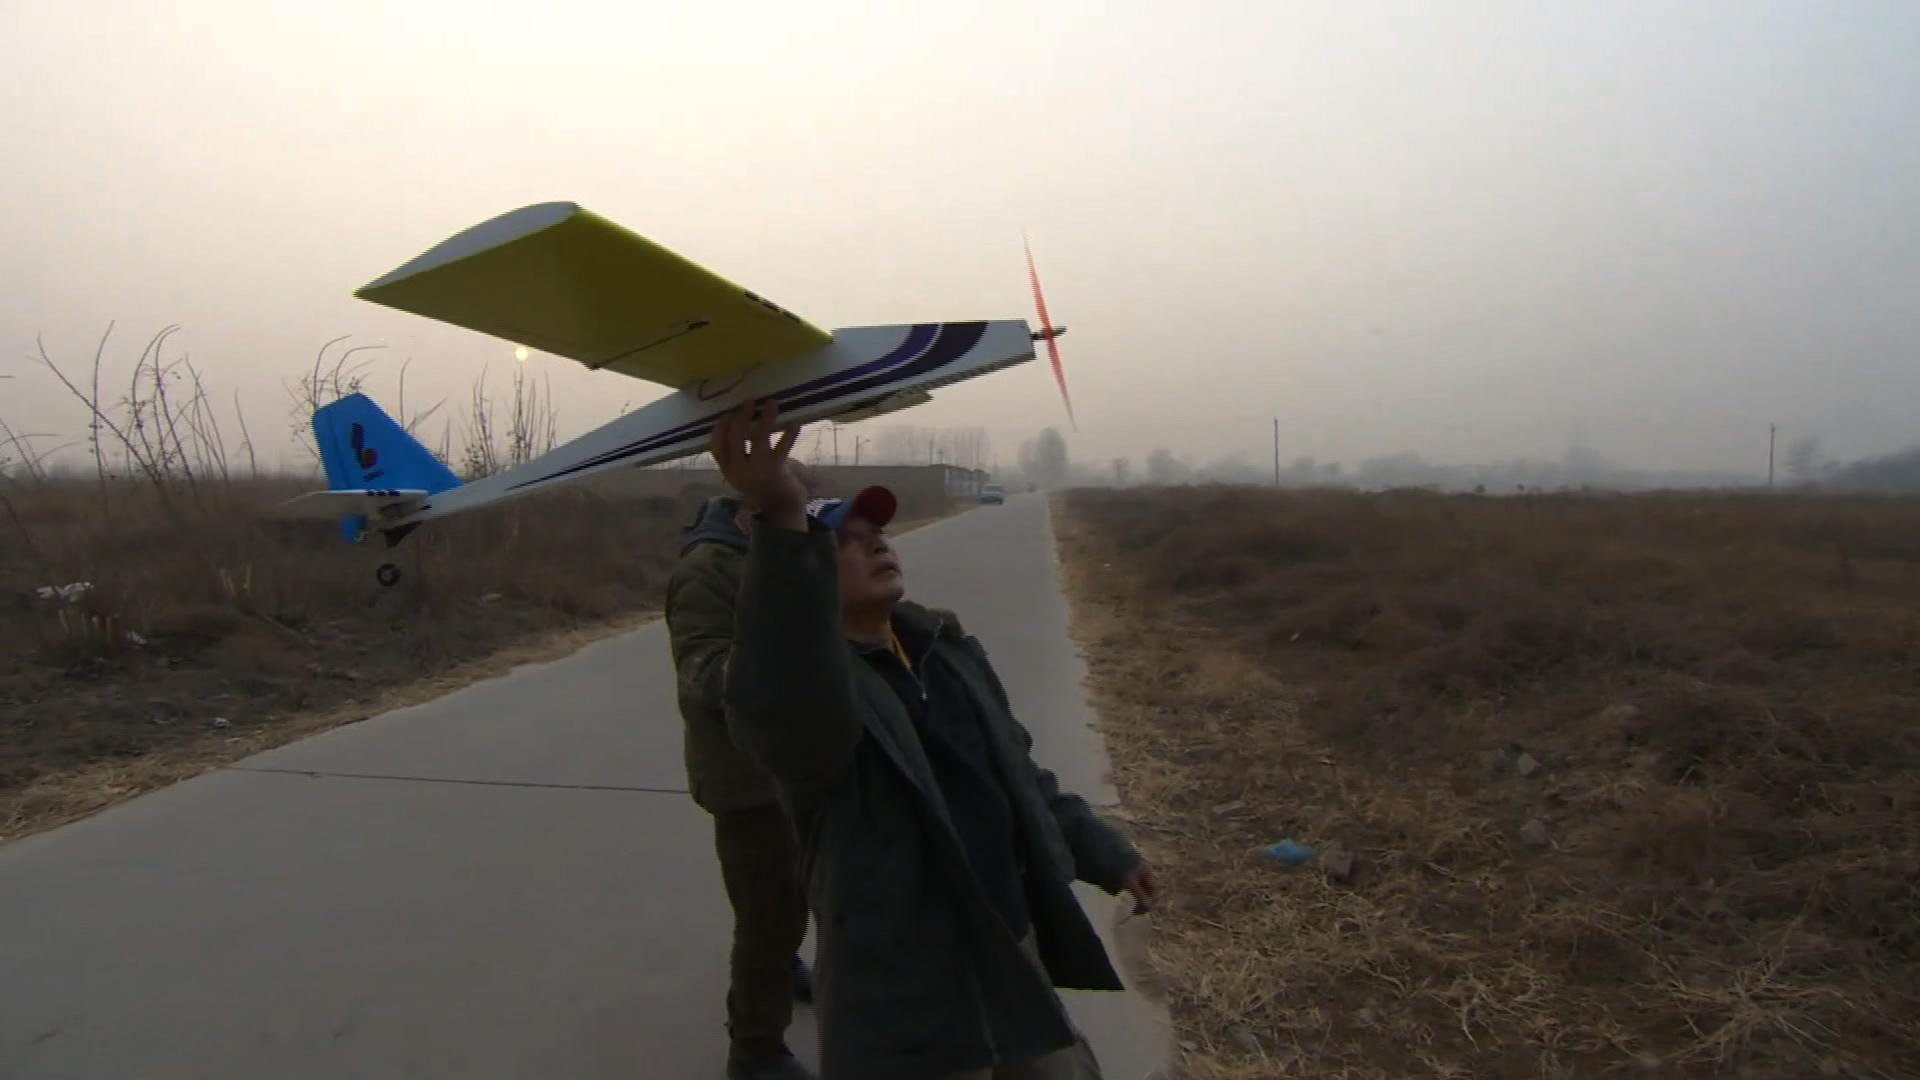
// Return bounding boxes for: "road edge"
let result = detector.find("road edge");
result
[1044,492,1179,1080]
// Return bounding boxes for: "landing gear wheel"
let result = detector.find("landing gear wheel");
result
[376,563,402,588]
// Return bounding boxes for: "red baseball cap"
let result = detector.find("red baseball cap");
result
[804,486,898,529]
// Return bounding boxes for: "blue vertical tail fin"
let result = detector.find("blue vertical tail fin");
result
[311,393,461,541]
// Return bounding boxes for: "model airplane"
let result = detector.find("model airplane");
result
[277,201,1072,586]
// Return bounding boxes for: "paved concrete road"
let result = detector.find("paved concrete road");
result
[0,494,1168,1080]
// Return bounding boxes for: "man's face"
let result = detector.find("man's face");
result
[836,516,906,609]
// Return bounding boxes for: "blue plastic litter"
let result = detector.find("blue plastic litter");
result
[1264,839,1315,865]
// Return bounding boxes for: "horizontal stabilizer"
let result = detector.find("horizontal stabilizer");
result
[276,488,432,523]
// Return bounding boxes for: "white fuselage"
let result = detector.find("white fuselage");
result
[405,319,1035,526]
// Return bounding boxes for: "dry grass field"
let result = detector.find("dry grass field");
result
[0,474,693,839]
[1,469,962,842]
[1057,486,1918,1080]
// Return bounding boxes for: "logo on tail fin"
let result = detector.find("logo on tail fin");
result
[348,422,383,481]
[350,423,379,469]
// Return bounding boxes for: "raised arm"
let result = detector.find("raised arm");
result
[722,517,864,794]
[711,401,864,796]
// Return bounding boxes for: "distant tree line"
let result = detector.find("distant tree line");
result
[631,420,1920,498]
[989,428,1920,496]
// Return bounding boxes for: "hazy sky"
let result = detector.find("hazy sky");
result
[3,1,1916,477]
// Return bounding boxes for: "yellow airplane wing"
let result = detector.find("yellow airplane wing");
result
[354,202,832,387]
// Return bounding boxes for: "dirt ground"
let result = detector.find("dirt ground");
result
[1056,487,1918,1080]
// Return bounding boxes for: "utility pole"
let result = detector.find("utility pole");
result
[1768,422,1776,489]
[1273,417,1281,488]
[830,423,840,466]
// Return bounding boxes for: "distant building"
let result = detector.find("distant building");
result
[583,464,990,515]
[816,464,990,500]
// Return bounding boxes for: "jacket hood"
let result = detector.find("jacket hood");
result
[679,495,748,555]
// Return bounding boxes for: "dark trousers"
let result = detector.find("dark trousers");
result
[713,804,809,1060]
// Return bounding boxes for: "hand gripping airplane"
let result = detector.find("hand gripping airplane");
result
[277,202,1074,587]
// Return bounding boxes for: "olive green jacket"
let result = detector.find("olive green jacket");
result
[664,497,779,813]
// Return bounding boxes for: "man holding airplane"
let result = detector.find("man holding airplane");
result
[711,401,1156,1080]
[667,482,823,1080]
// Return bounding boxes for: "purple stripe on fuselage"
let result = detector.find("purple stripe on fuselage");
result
[506,322,943,491]
[769,322,940,405]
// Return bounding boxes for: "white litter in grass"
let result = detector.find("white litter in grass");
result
[35,581,93,603]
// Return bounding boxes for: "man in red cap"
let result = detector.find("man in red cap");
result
[711,401,1156,1080]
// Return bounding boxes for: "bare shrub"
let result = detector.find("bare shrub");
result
[2,326,680,839]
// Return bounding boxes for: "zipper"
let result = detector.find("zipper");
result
[881,646,928,703]
[884,617,937,702]
[909,619,940,701]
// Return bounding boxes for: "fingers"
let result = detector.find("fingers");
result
[772,424,801,462]
[747,399,778,457]
[711,400,800,477]
[1125,864,1158,912]
[788,460,818,494]
[709,407,740,470]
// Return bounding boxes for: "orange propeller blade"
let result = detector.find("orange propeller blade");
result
[1024,235,1075,430]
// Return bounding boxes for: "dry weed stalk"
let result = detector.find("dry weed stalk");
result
[4,326,686,841]
[458,363,557,479]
